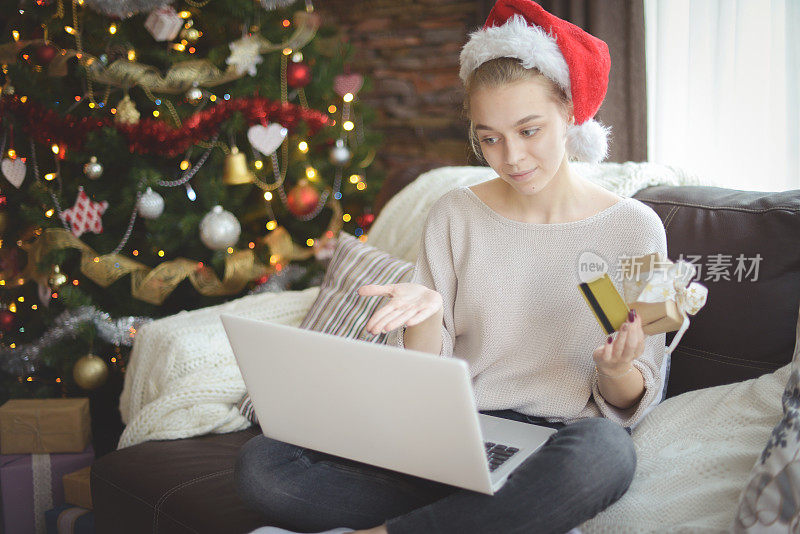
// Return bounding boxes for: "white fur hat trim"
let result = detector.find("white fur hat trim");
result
[459,14,571,98]
[567,119,610,163]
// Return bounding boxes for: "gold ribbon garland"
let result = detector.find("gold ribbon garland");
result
[21,193,343,305]
[23,228,269,305]
[84,58,242,94]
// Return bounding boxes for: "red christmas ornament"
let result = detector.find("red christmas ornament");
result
[286,62,312,89]
[0,309,15,332]
[33,44,59,66]
[356,212,376,231]
[286,179,320,217]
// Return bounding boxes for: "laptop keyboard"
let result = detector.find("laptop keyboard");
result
[484,442,520,472]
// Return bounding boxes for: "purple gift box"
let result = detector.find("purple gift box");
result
[0,444,94,534]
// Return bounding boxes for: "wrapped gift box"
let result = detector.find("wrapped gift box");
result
[0,399,91,454]
[630,299,685,336]
[619,252,708,353]
[0,445,94,534]
[62,466,92,510]
[620,253,695,335]
[45,503,94,534]
[144,6,183,42]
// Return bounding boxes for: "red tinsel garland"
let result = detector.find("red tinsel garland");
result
[0,95,329,158]
[0,97,110,152]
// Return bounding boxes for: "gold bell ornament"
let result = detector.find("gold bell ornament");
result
[223,146,255,185]
[48,264,68,290]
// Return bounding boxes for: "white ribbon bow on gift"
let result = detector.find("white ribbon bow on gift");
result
[635,260,708,354]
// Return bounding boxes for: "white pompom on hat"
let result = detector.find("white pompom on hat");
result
[460,0,612,163]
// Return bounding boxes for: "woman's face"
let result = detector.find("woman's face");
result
[470,77,572,196]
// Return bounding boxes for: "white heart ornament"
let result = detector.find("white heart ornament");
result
[334,73,364,98]
[247,124,288,155]
[1,158,26,189]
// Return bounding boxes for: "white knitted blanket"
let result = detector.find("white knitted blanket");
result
[118,163,706,449]
[118,288,320,448]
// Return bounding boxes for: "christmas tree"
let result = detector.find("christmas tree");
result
[0,0,382,403]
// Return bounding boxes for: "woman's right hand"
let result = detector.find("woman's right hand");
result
[357,283,443,336]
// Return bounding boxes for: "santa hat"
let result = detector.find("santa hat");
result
[460,0,611,163]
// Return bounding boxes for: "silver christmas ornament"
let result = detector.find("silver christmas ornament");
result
[137,187,165,220]
[83,156,104,180]
[329,139,352,166]
[199,205,241,250]
[185,85,204,105]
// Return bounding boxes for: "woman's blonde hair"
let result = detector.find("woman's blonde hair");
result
[463,57,572,162]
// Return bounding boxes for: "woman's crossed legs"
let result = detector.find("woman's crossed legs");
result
[235,417,635,534]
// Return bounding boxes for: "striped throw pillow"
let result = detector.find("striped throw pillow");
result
[239,232,414,425]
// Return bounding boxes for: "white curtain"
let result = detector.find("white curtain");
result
[645,0,800,192]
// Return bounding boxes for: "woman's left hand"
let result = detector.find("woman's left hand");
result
[592,310,646,376]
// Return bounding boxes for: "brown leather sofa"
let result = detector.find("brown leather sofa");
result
[91,184,800,534]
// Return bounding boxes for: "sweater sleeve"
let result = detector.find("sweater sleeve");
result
[592,204,669,428]
[387,196,457,358]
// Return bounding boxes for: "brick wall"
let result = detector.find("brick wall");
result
[316,0,487,209]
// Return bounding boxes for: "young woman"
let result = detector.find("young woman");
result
[235,1,667,533]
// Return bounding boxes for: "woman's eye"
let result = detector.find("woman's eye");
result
[521,128,539,137]
[480,137,498,145]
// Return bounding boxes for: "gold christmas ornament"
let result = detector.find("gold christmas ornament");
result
[180,27,201,43]
[223,146,255,185]
[73,353,109,390]
[48,264,68,290]
[115,95,140,125]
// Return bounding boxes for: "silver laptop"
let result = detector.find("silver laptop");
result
[220,314,556,495]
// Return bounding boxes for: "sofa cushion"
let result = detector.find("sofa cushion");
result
[92,428,266,534]
[734,304,800,532]
[297,232,413,341]
[633,186,800,397]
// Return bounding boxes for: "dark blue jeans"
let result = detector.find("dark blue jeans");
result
[234,412,636,534]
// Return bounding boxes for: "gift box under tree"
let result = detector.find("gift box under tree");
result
[0,445,94,534]
[44,503,94,534]
[62,466,92,510]
[0,399,91,455]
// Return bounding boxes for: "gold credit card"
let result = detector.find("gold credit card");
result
[578,273,630,335]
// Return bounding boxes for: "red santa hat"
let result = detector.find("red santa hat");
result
[460,0,612,163]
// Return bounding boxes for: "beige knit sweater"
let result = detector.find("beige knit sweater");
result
[390,186,668,428]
